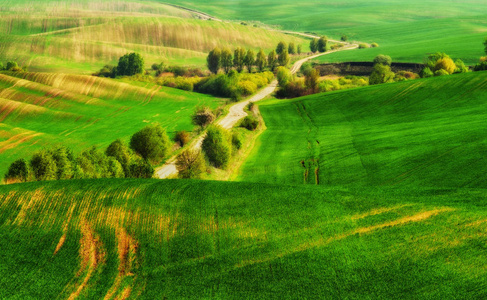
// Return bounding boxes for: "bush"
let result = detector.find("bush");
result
[371,43,379,48]
[77,147,110,178]
[94,65,117,78]
[277,66,292,87]
[373,55,392,66]
[369,64,395,85]
[5,159,30,183]
[232,132,243,150]
[130,124,171,164]
[30,151,57,181]
[238,80,257,96]
[474,61,487,71]
[191,107,216,128]
[106,139,131,176]
[420,67,434,78]
[174,130,191,147]
[202,126,231,169]
[106,157,125,178]
[434,69,450,76]
[240,115,259,131]
[129,158,154,178]
[358,43,369,49]
[435,57,456,74]
[6,61,18,71]
[395,71,419,81]
[276,80,308,98]
[454,59,469,73]
[176,149,206,179]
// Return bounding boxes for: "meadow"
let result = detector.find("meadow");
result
[0,0,307,73]
[238,71,487,188]
[0,178,486,299]
[163,0,487,64]
[0,72,223,177]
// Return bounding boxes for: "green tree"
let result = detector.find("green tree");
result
[276,41,287,55]
[207,47,221,74]
[244,49,255,73]
[454,59,469,74]
[310,39,319,53]
[106,157,125,178]
[30,151,57,181]
[117,53,144,76]
[130,124,171,164]
[106,139,132,177]
[233,47,246,73]
[373,55,392,66]
[268,50,278,71]
[5,159,30,183]
[50,147,74,180]
[129,158,154,178]
[6,61,18,71]
[221,47,233,74]
[435,57,456,74]
[202,125,231,169]
[484,38,487,55]
[278,49,290,67]
[420,67,434,78]
[304,68,320,92]
[318,36,328,53]
[276,66,292,87]
[176,149,206,179]
[288,42,296,55]
[369,63,395,85]
[255,49,267,72]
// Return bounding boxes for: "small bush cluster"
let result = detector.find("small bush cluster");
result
[4,124,173,183]
[202,125,232,169]
[240,115,260,131]
[0,61,23,72]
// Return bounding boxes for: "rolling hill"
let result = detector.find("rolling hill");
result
[0,72,222,177]
[0,179,486,299]
[238,71,487,188]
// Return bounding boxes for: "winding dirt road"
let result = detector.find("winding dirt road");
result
[154,44,357,179]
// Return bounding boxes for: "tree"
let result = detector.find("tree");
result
[424,52,449,70]
[6,61,18,71]
[106,139,132,177]
[369,63,395,85]
[106,157,125,178]
[202,126,231,169]
[435,57,456,74]
[288,42,296,55]
[304,68,320,92]
[278,49,290,67]
[454,59,468,74]
[484,38,487,55]
[130,124,171,164]
[5,159,30,183]
[268,50,278,71]
[50,147,74,180]
[220,47,233,74]
[341,35,348,42]
[129,158,154,178]
[207,47,221,74]
[233,47,246,73]
[244,49,255,73]
[77,147,110,178]
[255,49,267,72]
[297,44,302,54]
[373,55,392,66]
[310,39,319,53]
[117,53,144,76]
[276,66,292,87]
[276,41,287,55]
[30,151,57,181]
[176,149,206,179]
[420,67,434,78]
[191,106,216,128]
[318,36,328,53]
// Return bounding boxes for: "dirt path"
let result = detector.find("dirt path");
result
[154,44,357,179]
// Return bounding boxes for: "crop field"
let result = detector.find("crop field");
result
[0,72,222,177]
[0,179,486,299]
[0,0,307,73]
[163,0,487,64]
[239,72,487,187]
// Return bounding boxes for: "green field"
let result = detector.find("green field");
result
[0,72,222,177]
[0,0,307,73]
[163,0,487,64]
[239,72,487,187]
[0,179,486,299]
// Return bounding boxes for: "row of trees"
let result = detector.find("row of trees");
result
[309,36,329,53]
[207,42,295,74]
[4,124,173,183]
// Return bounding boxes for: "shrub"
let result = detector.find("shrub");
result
[191,107,216,128]
[371,43,379,48]
[106,157,125,178]
[130,124,171,164]
[30,150,57,181]
[369,64,395,85]
[341,35,348,42]
[276,80,308,98]
[435,57,456,74]
[77,147,110,178]
[373,55,392,66]
[0,62,3,70]
[94,65,117,78]
[454,59,469,73]
[176,149,206,179]
[434,69,450,76]
[288,42,296,55]
[6,61,18,70]
[232,132,243,150]
[129,158,154,178]
[202,126,231,169]
[276,41,287,55]
[358,43,369,49]
[304,68,320,92]
[5,159,30,183]
[238,80,257,96]
[174,130,191,147]
[117,52,144,76]
[420,67,434,78]
[106,139,132,176]
[395,71,419,81]
[240,115,259,131]
[474,61,487,71]
[277,66,292,87]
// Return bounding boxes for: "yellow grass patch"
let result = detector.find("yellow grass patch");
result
[351,204,413,220]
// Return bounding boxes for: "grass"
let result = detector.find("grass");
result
[238,71,487,188]
[162,0,487,64]
[0,178,486,299]
[0,71,223,177]
[0,0,307,73]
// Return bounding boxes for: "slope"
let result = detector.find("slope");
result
[0,72,222,176]
[0,179,486,299]
[238,71,487,188]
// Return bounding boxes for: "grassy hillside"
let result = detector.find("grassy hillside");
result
[163,0,487,64]
[0,0,307,73]
[0,179,486,299]
[0,72,222,177]
[238,72,487,188]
